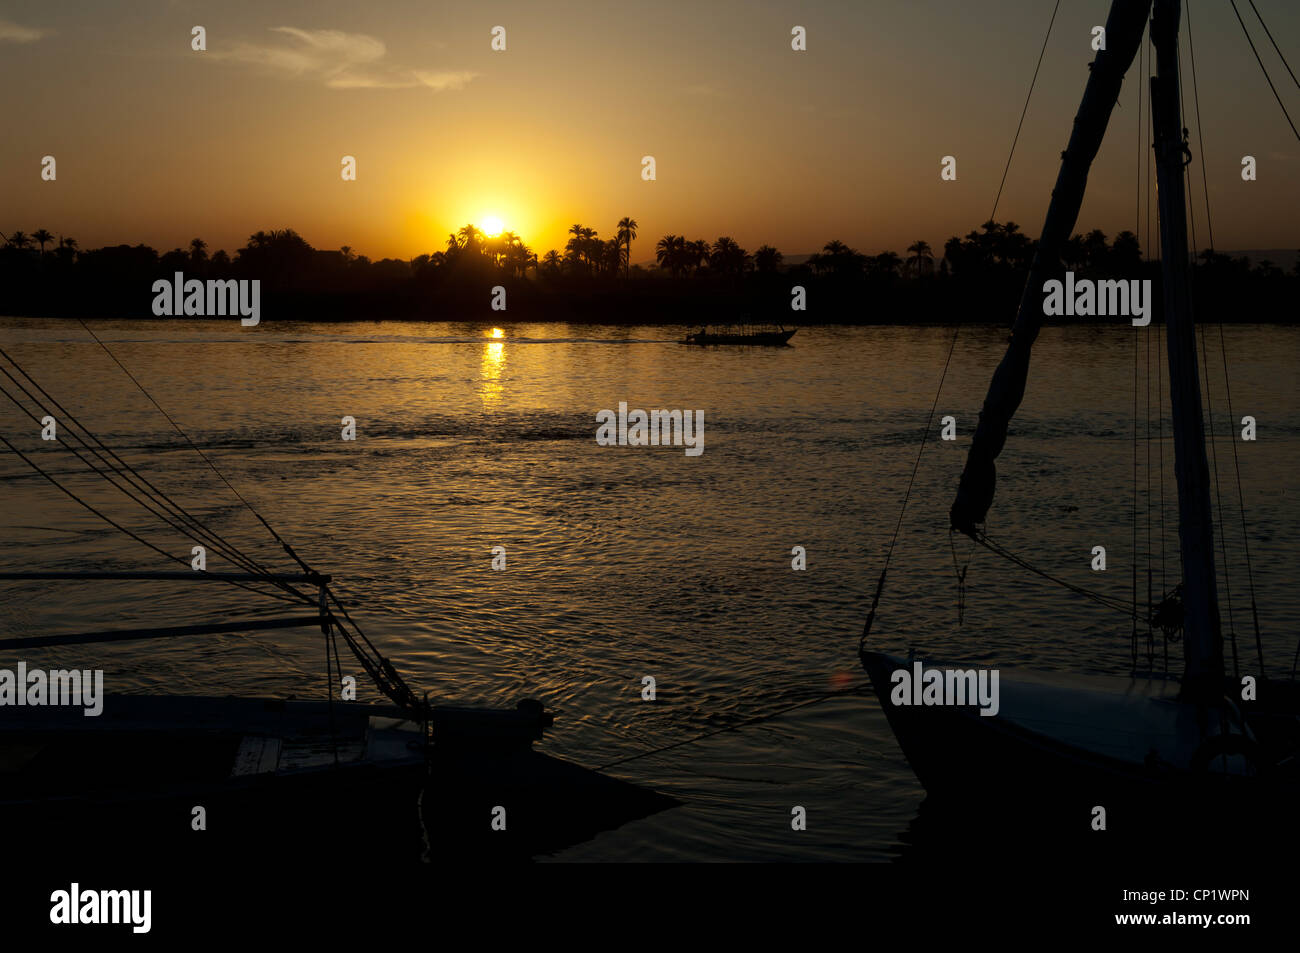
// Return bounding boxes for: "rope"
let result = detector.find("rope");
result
[1248,0,1300,92]
[0,347,301,598]
[1185,2,1216,251]
[859,327,960,651]
[989,0,1061,223]
[0,383,303,608]
[0,336,425,713]
[1229,0,1300,142]
[974,531,1138,619]
[595,684,870,772]
[75,321,302,572]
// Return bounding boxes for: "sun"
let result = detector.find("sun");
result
[481,215,505,237]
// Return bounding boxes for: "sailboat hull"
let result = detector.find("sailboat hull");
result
[0,694,678,861]
[861,650,1299,839]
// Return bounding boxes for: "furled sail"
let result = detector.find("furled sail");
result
[950,0,1152,536]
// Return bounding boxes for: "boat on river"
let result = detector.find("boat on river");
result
[0,348,676,862]
[859,0,1300,840]
[682,323,796,346]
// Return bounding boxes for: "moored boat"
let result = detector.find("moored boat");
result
[858,0,1300,839]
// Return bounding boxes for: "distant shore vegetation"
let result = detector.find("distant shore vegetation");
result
[1,220,1296,323]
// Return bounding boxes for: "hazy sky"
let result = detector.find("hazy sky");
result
[2,0,1297,261]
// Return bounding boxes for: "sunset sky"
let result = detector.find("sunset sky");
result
[2,0,1297,261]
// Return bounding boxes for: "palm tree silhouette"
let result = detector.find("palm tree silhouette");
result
[458,224,484,252]
[754,245,783,274]
[4,231,33,250]
[617,217,638,278]
[906,240,933,277]
[579,227,598,274]
[189,238,208,264]
[656,234,689,278]
[32,229,53,255]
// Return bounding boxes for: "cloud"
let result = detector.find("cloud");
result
[412,70,477,92]
[0,19,50,43]
[213,27,474,92]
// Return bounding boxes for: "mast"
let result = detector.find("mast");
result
[1149,0,1224,694]
[950,0,1152,535]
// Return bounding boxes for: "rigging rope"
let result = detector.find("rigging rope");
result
[1229,0,1300,142]
[973,531,1139,619]
[1248,0,1300,92]
[0,342,425,713]
[74,321,305,579]
[0,347,295,592]
[1186,5,1268,677]
[858,327,960,652]
[989,0,1061,223]
[0,378,304,607]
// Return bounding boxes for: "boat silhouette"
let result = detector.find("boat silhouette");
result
[0,350,677,863]
[859,0,1300,843]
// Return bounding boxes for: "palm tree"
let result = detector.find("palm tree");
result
[189,238,208,265]
[59,236,77,252]
[32,229,53,255]
[656,234,682,277]
[906,240,933,277]
[754,245,783,274]
[710,236,745,278]
[617,217,638,278]
[579,227,598,273]
[541,249,562,276]
[458,224,484,253]
[4,231,33,250]
[871,251,903,278]
[340,244,355,263]
[688,239,710,275]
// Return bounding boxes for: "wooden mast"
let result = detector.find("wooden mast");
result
[951,0,1153,535]
[1149,0,1225,696]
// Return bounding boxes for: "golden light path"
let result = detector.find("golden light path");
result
[480,330,506,408]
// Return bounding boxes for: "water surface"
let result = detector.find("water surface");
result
[1,318,1296,861]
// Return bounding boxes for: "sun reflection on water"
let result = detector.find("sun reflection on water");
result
[480,331,505,406]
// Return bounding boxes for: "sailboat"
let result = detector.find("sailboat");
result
[0,346,676,862]
[860,0,1300,839]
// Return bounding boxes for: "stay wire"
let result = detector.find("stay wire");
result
[1248,0,1300,92]
[73,322,319,584]
[859,326,960,652]
[0,379,305,607]
[0,346,293,592]
[1229,0,1300,142]
[0,361,301,605]
[990,0,1062,223]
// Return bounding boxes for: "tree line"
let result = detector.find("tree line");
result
[2,219,1296,322]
